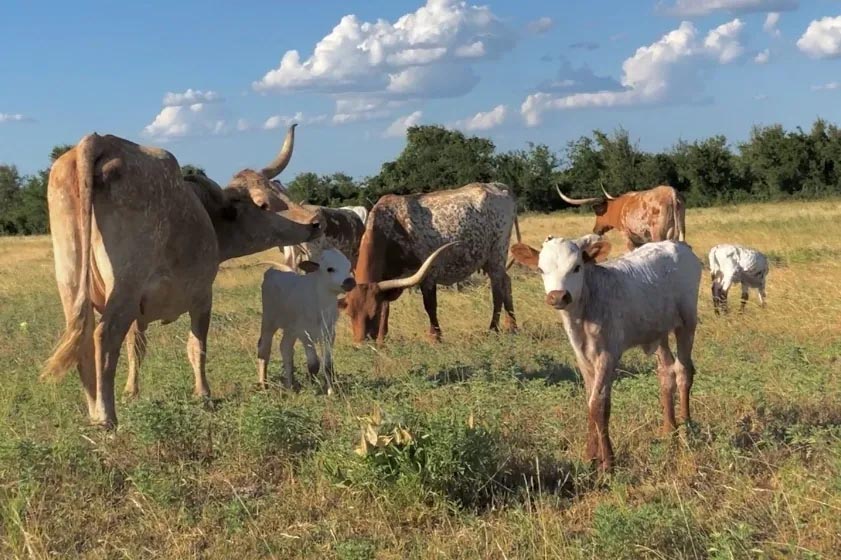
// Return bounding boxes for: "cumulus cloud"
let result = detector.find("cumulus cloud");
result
[251,0,515,124]
[521,20,746,126]
[797,16,841,59]
[704,19,745,63]
[452,104,507,131]
[161,89,222,107]
[658,0,797,17]
[763,12,781,37]
[143,103,229,139]
[0,113,33,123]
[527,17,554,35]
[537,58,623,93]
[754,49,770,63]
[263,112,327,130]
[811,81,841,91]
[384,110,423,138]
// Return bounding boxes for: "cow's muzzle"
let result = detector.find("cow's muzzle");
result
[545,290,571,309]
[341,277,356,292]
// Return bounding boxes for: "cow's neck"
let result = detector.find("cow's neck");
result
[213,224,275,262]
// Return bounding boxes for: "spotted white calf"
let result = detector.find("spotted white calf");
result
[708,243,769,314]
[511,236,702,471]
[340,205,368,225]
[257,249,355,394]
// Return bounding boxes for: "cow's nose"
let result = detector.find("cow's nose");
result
[545,290,571,309]
[341,277,356,292]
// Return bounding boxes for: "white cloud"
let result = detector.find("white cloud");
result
[763,12,781,37]
[251,0,515,127]
[263,112,327,130]
[384,110,423,138]
[236,118,251,132]
[0,113,33,123]
[798,16,841,59]
[521,20,745,126]
[527,17,554,35]
[754,49,770,63]
[161,89,222,107]
[659,0,797,17]
[811,81,841,91]
[754,93,768,100]
[537,58,623,93]
[704,19,745,63]
[331,97,407,124]
[143,103,229,140]
[452,104,507,131]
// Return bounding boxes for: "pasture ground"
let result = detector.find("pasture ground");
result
[1,200,840,559]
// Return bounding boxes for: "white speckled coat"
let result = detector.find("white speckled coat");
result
[709,243,769,312]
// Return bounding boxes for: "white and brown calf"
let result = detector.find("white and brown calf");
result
[257,249,355,394]
[708,243,769,314]
[511,236,702,471]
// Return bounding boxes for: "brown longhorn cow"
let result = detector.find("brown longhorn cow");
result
[41,129,320,428]
[557,184,686,250]
[340,182,520,345]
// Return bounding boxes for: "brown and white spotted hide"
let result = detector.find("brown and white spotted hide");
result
[341,182,519,344]
[282,207,366,270]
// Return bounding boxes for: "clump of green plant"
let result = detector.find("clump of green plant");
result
[587,501,706,560]
[335,537,376,560]
[329,407,509,509]
[122,398,209,460]
[239,395,322,457]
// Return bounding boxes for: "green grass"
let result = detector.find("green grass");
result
[1,199,840,558]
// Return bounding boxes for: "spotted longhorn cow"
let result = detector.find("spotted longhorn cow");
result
[340,182,521,344]
[557,184,686,250]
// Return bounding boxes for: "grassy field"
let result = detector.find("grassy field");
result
[1,199,840,559]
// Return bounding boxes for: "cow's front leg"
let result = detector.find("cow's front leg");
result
[279,332,300,391]
[420,282,442,342]
[587,353,616,471]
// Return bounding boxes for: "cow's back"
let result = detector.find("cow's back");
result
[376,183,516,285]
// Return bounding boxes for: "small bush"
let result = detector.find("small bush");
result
[239,396,322,457]
[123,398,209,460]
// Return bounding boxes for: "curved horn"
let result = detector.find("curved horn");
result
[261,123,297,179]
[600,181,616,200]
[555,185,603,206]
[376,242,458,292]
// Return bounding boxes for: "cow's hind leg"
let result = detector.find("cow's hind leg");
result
[654,337,677,434]
[279,332,300,391]
[256,323,276,388]
[124,321,147,398]
[93,295,136,428]
[420,282,442,342]
[674,321,697,424]
[740,284,749,312]
[187,304,212,399]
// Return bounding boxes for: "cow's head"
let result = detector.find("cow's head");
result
[224,123,320,240]
[556,185,620,235]
[510,234,611,310]
[300,248,356,295]
[339,242,458,343]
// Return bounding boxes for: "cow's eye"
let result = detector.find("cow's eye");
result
[260,203,269,210]
[327,267,335,273]
[537,267,544,274]
[573,265,581,273]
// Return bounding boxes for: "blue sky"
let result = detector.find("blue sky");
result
[2,0,841,182]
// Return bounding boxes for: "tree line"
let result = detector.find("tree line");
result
[3,118,841,235]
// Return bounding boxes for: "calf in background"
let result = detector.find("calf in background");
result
[708,243,769,314]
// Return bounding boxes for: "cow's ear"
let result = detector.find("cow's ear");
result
[299,261,320,273]
[510,243,540,270]
[581,238,611,263]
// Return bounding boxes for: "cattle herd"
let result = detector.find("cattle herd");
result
[39,125,771,471]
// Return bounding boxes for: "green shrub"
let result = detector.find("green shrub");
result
[239,395,322,457]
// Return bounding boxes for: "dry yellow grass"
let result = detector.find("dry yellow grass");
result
[1,199,840,558]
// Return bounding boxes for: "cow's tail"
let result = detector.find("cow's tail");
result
[506,214,522,270]
[673,189,686,243]
[41,135,98,381]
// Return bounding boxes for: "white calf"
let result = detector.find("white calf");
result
[708,243,769,314]
[257,249,355,394]
[511,236,702,471]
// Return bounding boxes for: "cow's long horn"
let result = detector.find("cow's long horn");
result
[600,181,616,200]
[376,242,458,292]
[261,123,297,179]
[555,185,603,206]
